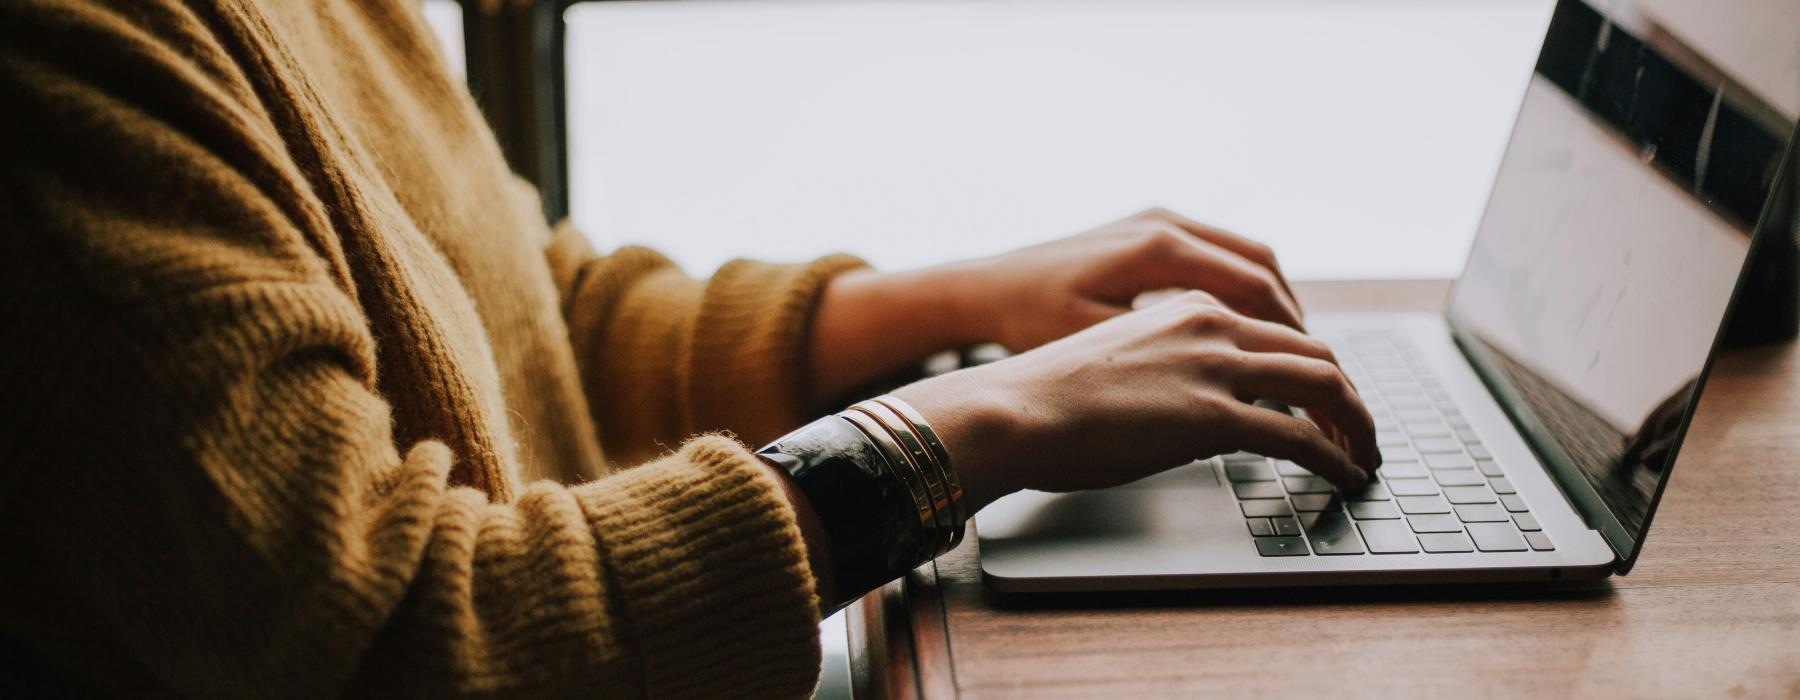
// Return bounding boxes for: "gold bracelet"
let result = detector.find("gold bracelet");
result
[850,402,950,526]
[854,400,961,533]
[838,410,937,529]
[873,395,964,524]
[851,403,957,558]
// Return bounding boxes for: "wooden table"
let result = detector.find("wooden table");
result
[846,280,1800,699]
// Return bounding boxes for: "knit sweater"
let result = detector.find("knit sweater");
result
[0,0,867,696]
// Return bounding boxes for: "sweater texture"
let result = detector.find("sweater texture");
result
[0,0,866,696]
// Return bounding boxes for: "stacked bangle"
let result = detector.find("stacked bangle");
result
[755,394,965,609]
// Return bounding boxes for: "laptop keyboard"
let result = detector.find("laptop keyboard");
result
[1228,329,1556,556]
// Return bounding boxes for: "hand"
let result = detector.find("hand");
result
[943,207,1305,353]
[892,291,1378,513]
[808,207,1302,406]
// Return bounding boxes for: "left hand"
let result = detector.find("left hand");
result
[809,208,1307,403]
[942,207,1304,352]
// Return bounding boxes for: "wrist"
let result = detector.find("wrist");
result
[809,266,984,406]
[890,367,1028,513]
[908,258,998,349]
[758,458,835,613]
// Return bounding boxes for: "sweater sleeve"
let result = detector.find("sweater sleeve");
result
[546,222,868,464]
[0,3,821,697]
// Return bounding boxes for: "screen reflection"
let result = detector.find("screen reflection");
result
[1449,0,1797,542]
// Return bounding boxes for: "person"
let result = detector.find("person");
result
[0,0,1377,696]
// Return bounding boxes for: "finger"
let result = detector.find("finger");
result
[1150,209,1299,304]
[1228,353,1380,472]
[1218,317,1366,456]
[1221,402,1368,491]
[1209,313,1360,444]
[1184,237,1306,331]
[1138,232,1306,331]
[1224,315,1341,368]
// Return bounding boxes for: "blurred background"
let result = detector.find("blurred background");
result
[420,1,1557,695]
[427,0,1555,280]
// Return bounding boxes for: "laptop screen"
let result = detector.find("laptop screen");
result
[1446,0,1798,569]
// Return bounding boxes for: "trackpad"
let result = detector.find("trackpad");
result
[978,466,1228,545]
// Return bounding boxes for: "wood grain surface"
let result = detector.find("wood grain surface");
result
[845,280,1800,699]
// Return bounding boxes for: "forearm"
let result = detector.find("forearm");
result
[760,458,837,612]
[807,263,989,406]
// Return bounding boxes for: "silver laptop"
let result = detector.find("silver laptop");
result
[978,0,1800,592]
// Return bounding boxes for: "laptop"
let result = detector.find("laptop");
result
[977,0,1800,592]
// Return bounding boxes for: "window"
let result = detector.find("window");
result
[563,0,1554,279]
[421,0,466,81]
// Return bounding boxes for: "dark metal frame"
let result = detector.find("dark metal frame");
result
[459,0,570,221]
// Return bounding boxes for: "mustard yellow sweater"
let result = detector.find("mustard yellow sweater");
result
[0,0,866,695]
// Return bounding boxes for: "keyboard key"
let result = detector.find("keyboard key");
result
[1348,501,1401,520]
[1304,512,1366,555]
[1500,494,1529,512]
[1275,461,1312,477]
[1419,532,1476,552]
[1524,531,1555,551]
[1454,429,1481,443]
[1255,536,1310,557]
[1424,453,1473,469]
[1468,522,1527,551]
[1241,500,1294,518]
[1477,460,1505,477]
[1455,504,1511,522]
[1233,481,1285,499]
[1283,476,1334,494]
[1489,477,1517,494]
[1379,462,1430,479]
[1413,438,1460,453]
[1513,513,1541,531]
[1469,445,1492,459]
[1358,520,1421,553]
[1434,469,1485,487]
[1221,451,1265,464]
[1291,494,1338,511]
[1446,414,1471,428]
[1443,485,1497,504]
[1376,431,1409,447]
[1387,479,1441,497]
[1406,423,1453,439]
[1396,408,1439,422]
[1408,513,1464,533]
[1226,462,1275,482]
[1364,355,1405,369]
[1398,495,1453,514]
[1271,516,1301,536]
[1247,518,1275,536]
[1381,446,1420,462]
[1389,396,1430,409]
[1348,483,1392,501]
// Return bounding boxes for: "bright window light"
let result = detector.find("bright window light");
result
[565,0,1554,280]
[421,0,466,82]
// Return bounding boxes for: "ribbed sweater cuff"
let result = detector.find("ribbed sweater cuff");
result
[688,254,869,445]
[573,435,823,698]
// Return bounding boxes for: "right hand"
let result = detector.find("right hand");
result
[892,291,1379,513]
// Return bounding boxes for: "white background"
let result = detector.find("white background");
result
[561,0,1555,279]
